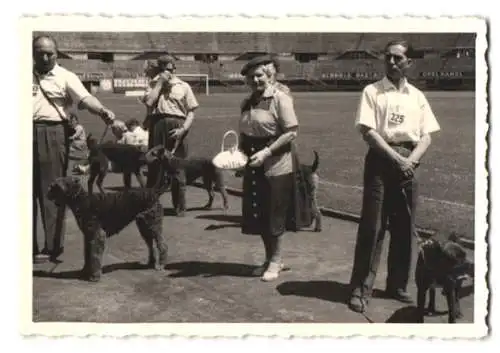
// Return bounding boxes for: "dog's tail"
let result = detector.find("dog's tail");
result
[311,150,319,173]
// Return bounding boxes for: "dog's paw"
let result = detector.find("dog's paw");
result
[313,226,322,232]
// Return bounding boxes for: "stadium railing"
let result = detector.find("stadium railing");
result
[214,33,253,54]
[147,32,217,53]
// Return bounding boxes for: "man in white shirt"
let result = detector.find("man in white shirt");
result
[33,35,124,263]
[347,40,441,313]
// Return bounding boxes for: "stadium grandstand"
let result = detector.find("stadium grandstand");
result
[35,32,476,94]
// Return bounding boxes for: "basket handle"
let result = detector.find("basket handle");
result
[221,130,239,153]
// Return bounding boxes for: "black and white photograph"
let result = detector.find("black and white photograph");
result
[20,16,488,338]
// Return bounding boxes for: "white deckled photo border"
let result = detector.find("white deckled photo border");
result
[19,15,489,339]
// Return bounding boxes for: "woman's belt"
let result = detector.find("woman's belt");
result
[240,133,291,157]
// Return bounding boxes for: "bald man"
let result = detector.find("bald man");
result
[32,35,123,263]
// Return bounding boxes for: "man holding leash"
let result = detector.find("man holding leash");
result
[33,34,123,263]
[143,55,199,217]
[347,40,441,313]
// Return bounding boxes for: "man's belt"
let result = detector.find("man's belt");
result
[33,119,67,126]
[388,141,417,151]
[147,113,185,121]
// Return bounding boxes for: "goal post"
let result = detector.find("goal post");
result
[176,74,210,96]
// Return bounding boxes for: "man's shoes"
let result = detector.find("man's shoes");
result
[33,254,50,264]
[348,294,369,313]
[385,288,413,303]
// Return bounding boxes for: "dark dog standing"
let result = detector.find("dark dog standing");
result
[86,134,109,194]
[47,176,169,282]
[86,134,148,194]
[415,234,472,323]
[147,146,229,211]
[300,151,322,232]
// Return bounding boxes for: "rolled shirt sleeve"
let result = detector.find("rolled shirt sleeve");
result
[419,94,441,135]
[276,92,298,130]
[355,87,377,130]
[65,71,91,105]
[183,84,199,112]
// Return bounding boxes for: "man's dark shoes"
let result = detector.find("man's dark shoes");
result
[385,288,413,303]
[348,294,369,313]
[33,253,50,264]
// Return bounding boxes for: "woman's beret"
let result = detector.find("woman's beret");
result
[240,54,280,76]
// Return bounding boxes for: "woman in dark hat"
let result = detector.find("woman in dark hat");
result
[238,55,313,281]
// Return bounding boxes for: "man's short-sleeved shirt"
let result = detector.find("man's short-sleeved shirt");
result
[145,75,199,118]
[355,76,440,143]
[33,64,91,122]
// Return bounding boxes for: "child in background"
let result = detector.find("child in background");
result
[68,113,88,160]
[126,118,149,150]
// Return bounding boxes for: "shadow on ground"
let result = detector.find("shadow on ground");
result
[33,261,152,281]
[165,261,261,278]
[196,214,244,231]
[276,280,387,304]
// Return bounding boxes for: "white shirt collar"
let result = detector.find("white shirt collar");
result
[381,76,410,93]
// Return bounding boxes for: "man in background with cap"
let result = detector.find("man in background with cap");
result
[143,55,199,216]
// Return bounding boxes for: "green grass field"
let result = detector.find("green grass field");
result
[76,90,476,239]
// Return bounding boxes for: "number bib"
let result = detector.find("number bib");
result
[388,104,405,126]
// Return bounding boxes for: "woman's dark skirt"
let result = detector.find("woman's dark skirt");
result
[242,167,294,236]
[240,135,314,237]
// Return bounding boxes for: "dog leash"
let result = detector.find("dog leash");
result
[99,124,110,144]
[360,311,375,323]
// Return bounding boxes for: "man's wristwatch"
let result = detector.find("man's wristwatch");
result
[99,107,107,117]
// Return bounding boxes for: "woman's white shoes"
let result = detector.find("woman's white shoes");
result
[261,262,284,282]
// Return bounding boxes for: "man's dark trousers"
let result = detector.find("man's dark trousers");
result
[146,115,187,214]
[33,122,68,258]
[349,146,418,298]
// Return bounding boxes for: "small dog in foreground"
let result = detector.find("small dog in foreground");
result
[47,176,169,282]
[415,233,474,323]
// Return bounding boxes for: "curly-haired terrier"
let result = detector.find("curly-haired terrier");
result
[47,176,168,282]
